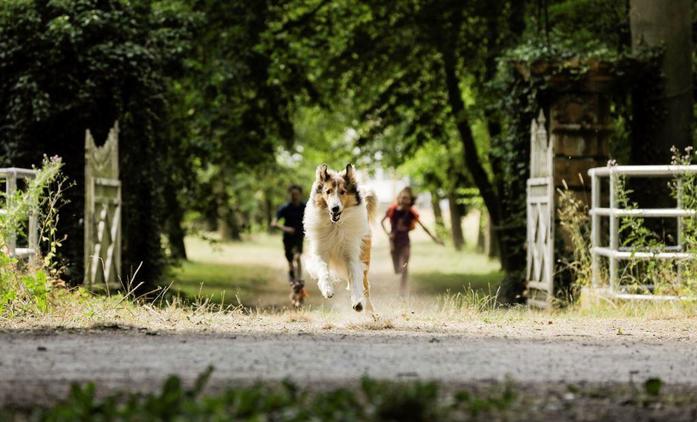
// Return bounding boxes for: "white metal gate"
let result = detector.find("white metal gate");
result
[589,165,697,300]
[0,168,39,261]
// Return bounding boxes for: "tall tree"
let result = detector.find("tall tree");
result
[168,0,324,241]
[278,0,529,301]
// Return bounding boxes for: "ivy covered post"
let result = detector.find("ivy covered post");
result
[520,61,614,308]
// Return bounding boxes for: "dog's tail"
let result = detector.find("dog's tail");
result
[364,190,377,222]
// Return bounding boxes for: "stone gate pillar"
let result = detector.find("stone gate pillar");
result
[522,62,614,307]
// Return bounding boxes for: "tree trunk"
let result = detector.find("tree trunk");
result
[442,48,501,231]
[164,187,187,260]
[483,211,500,258]
[630,0,693,163]
[430,190,445,232]
[443,49,529,302]
[264,189,275,233]
[447,191,465,251]
[629,0,692,239]
[215,172,241,241]
[218,207,241,241]
[442,46,527,301]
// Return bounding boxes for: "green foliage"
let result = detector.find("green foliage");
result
[644,378,663,397]
[166,2,348,241]
[17,370,521,421]
[0,0,196,286]
[0,157,64,316]
[557,187,593,297]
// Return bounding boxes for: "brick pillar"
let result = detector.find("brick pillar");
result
[524,62,614,306]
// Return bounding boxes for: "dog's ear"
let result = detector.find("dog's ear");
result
[316,164,329,182]
[344,163,355,181]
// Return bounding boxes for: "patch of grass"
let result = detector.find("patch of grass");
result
[573,290,697,319]
[406,238,502,294]
[412,271,503,294]
[171,260,279,306]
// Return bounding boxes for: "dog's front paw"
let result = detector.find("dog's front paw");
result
[351,296,365,312]
[318,278,335,299]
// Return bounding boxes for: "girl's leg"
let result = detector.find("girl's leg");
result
[390,239,401,274]
[399,244,411,297]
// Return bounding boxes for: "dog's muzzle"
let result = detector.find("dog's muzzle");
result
[330,210,342,223]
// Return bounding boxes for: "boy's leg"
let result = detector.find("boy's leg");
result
[294,252,302,281]
[294,237,303,281]
[283,238,295,283]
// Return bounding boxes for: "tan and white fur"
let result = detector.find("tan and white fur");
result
[303,164,377,312]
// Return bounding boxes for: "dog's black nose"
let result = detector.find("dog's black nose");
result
[331,206,340,214]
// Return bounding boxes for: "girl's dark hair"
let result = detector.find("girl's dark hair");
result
[288,184,303,193]
[397,186,416,206]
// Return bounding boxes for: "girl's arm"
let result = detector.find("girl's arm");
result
[417,220,444,245]
[380,215,391,237]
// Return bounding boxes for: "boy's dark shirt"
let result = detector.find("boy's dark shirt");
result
[276,202,306,239]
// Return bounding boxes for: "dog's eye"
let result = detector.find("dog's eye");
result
[339,190,346,195]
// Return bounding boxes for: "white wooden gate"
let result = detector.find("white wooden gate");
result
[84,122,121,288]
[526,111,555,307]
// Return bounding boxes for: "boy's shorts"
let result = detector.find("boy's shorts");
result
[283,235,304,262]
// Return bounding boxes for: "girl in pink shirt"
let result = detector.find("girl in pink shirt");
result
[381,187,443,296]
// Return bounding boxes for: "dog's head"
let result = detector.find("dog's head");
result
[314,163,361,224]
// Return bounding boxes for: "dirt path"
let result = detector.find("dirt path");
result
[2,329,696,406]
[178,224,501,309]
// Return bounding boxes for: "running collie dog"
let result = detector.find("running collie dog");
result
[304,164,377,313]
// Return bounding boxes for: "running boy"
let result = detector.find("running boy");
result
[381,187,444,296]
[271,185,307,306]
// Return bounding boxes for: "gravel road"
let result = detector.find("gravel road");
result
[2,329,695,406]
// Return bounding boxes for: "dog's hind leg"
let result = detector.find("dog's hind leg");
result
[362,269,375,314]
[360,237,374,314]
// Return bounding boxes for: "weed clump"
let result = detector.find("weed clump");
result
[0,156,66,316]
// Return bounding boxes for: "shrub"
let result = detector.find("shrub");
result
[0,156,65,316]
